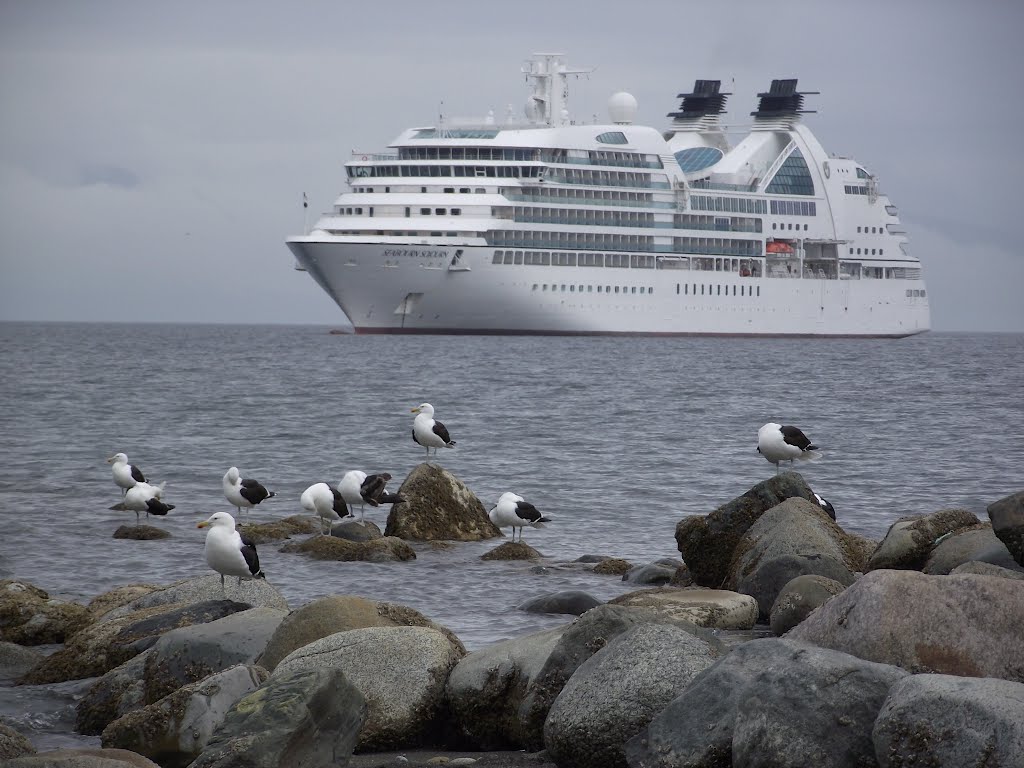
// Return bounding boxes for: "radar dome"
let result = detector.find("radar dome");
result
[608,91,638,124]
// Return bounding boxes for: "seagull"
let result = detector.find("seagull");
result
[488,492,551,543]
[814,493,836,519]
[757,422,821,473]
[107,453,146,497]
[411,403,456,457]
[122,481,174,525]
[300,482,351,535]
[197,511,265,591]
[222,467,276,516]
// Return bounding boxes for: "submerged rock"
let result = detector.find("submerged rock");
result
[236,514,319,543]
[592,558,632,576]
[482,541,541,560]
[279,534,416,562]
[518,591,602,616]
[331,519,384,541]
[113,524,171,540]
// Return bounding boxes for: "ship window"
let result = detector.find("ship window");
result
[598,286,602,292]
[880,248,884,255]
[733,286,736,295]
[422,187,427,193]
[856,167,870,179]
[701,285,705,295]
[503,252,514,264]
[405,207,411,217]
[757,286,760,296]
[587,285,593,292]
[460,187,470,193]
[766,148,815,196]
[674,146,724,174]
[631,287,636,294]
[615,286,620,293]
[451,209,461,215]
[803,224,808,231]
[717,285,721,295]
[596,131,628,145]
[420,208,430,215]
[514,252,523,265]
[476,188,485,193]
[493,251,503,264]
[570,285,575,292]
[532,284,538,291]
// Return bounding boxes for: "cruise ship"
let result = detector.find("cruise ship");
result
[287,54,929,337]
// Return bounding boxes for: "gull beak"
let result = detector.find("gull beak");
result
[197,521,210,528]
[106,456,116,463]
[410,407,420,413]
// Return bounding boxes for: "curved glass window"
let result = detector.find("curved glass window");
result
[766,148,815,196]
[856,167,871,179]
[596,131,628,145]
[674,146,724,174]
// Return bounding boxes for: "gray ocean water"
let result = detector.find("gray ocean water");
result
[1,323,1023,750]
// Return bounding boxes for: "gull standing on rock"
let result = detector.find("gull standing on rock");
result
[107,452,147,497]
[411,403,456,457]
[197,511,265,591]
[222,467,276,516]
[757,423,821,473]
[301,482,350,534]
[122,481,174,525]
[489,492,551,542]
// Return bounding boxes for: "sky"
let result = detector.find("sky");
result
[1,0,1022,332]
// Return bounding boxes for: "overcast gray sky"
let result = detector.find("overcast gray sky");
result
[1,0,1022,332]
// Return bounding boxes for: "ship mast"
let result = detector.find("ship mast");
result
[522,53,593,127]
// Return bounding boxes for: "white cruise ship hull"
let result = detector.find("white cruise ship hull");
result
[289,242,930,338]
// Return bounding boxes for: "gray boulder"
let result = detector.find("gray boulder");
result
[738,553,855,620]
[621,563,676,585]
[624,638,907,768]
[0,579,91,645]
[385,463,501,541]
[789,569,1024,681]
[544,623,719,768]
[517,591,602,616]
[608,588,757,630]
[675,471,820,587]
[987,489,1024,567]
[273,625,464,751]
[188,666,366,768]
[99,575,288,621]
[4,748,161,767]
[922,524,1024,574]
[77,652,150,735]
[330,519,383,541]
[257,595,464,672]
[100,664,267,767]
[1,639,43,680]
[481,541,542,560]
[950,560,1024,580]
[112,524,171,540]
[0,723,36,760]
[769,574,846,636]
[446,625,568,749]
[867,508,979,571]
[872,674,1024,767]
[278,534,416,562]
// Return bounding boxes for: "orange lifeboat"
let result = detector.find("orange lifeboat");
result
[765,241,794,254]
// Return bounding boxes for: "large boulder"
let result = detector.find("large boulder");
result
[0,723,35,760]
[519,605,720,751]
[675,472,820,587]
[1,640,43,680]
[866,508,979,571]
[789,569,1024,681]
[188,666,366,768]
[624,638,907,768]
[608,588,757,630]
[544,623,719,768]
[87,585,161,620]
[76,652,150,735]
[769,575,847,636]
[4,748,162,767]
[950,561,1024,580]
[100,664,267,768]
[921,524,1024,574]
[257,595,464,672]
[446,625,568,749]
[20,599,251,684]
[98,575,288,621]
[872,674,1024,767]
[278,535,416,562]
[385,463,501,541]
[0,580,91,645]
[987,489,1024,567]
[273,625,464,751]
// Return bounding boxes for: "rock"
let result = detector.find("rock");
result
[112,524,171,540]
[866,509,979,571]
[76,652,150,735]
[591,558,631,576]
[331,519,384,541]
[621,563,675,585]
[235,514,320,544]
[624,638,907,768]
[100,664,268,767]
[98,575,289,621]
[141,607,286,705]
[517,591,602,616]
[481,542,541,561]
[609,588,757,630]
[922,524,1024,574]
[950,561,1024,580]
[872,674,1024,767]
[446,625,569,749]
[544,623,719,768]
[87,586,161,619]
[0,639,44,679]
[519,605,721,751]
[20,599,252,685]
[738,554,855,620]
[4,748,162,767]
[278,535,416,562]
[257,595,465,672]
[769,575,846,636]
[788,569,1024,681]
[0,579,91,645]
[385,463,501,541]
[188,666,366,768]
[574,555,611,563]
[274,625,464,751]
[0,723,36,760]
[675,471,820,588]
[987,489,1024,567]
[844,532,879,570]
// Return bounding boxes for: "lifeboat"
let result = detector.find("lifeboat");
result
[765,241,795,254]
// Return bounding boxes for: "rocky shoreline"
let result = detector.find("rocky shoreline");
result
[2,468,1023,768]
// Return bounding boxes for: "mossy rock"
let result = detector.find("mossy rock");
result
[238,515,320,544]
[481,541,542,561]
[113,525,171,540]
[279,535,416,562]
[385,463,501,541]
[592,558,632,576]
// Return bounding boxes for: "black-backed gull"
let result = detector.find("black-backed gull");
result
[488,492,551,542]
[122,481,174,525]
[757,423,821,473]
[197,511,265,590]
[107,452,147,497]
[411,403,456,456]
[222,467,276,516]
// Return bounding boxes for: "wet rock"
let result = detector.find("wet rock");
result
[738,553,855,620]
[544,623,719,768]
[872,674,1024,767]
[258,595,465,672]
[279,534,416,562]
[385,463,501,541]
[0,723,36,760]
[789,570,1024,681]
[591,558,631,576]
[0,579,91,645]
[0,639,43,679]
[621,562,675,585]
[769,574,847,636]
[866,508,980,571]
[331,519,384,541]
[609,587,758,630]
[446,625,568,749]
[574,555,611,563]
[112,524,171,540]
[517,591,602,616]
[76,652,150,735]
[675,471,820,588]
[87,585,161,619]
[922,524,1024,574]
[4,747,162,766]
[188,666,365,768]
[950,560,1024,580]
[274,625,464,751]
[482,542,541,561]
[236,514,319,544]
[987,489,1024,567]
[100,664,268,767]
[98,575,288,621]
